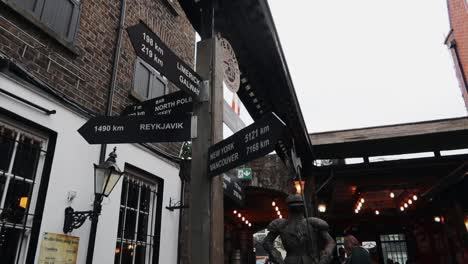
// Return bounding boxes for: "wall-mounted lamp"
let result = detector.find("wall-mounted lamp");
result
[294,180,305,195]
[318,203,327,213]
[63,148,124,233]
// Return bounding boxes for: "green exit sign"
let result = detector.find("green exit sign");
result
[238,168,252,180]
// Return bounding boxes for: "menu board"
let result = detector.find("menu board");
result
[38,232,79,264]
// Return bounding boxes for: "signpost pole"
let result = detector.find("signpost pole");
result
[190,20,224,264]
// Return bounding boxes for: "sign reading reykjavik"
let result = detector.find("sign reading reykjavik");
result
[208,112,285,177]
[127,23,203,99]
[78,114,191,144]
[121,91,193,116]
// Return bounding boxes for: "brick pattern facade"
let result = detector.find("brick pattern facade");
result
[0,0,195,155]
[447,0,468,109]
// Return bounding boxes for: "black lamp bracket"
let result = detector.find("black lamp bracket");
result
[165,197,189,211]
[63,206,98,233]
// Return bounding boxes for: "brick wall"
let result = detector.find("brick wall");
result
[0,0,195,116]
[447,0,468,109]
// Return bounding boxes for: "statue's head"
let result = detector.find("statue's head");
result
[286,194,305,214]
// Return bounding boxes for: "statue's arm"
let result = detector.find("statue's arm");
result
[307,217,336,264]
[262,230,284,264]
[318,230,335,264]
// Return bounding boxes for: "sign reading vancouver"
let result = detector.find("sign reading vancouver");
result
[208,112,285,177]
[127,23,203,99]
[78,114,191,144]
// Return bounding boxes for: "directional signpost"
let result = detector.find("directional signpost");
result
[127,23,203,99]
[223,174,244,205]
[121,91,193,116]
[78,114,191,144]
[208,112,285,177]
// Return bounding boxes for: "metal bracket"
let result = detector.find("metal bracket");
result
[63,206,96,233]
[198,80,210,102]
[165,197,189,211]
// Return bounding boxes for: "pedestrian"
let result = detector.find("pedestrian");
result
[343,235,372,264]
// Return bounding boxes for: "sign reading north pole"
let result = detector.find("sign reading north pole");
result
[127,23,203,99]
[121,91,193,116]
[208,112,285,177]
[78,114,191,144]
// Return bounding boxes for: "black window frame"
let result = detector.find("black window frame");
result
[2,0,81,50]
[0,107,57,264]
[114,163,164,264]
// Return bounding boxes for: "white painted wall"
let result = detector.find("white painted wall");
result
[0,74,181,264]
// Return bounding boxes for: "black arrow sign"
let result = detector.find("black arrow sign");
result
[127,23,203,99]
[121,91,193,116]
[78,114,191,144]
[208,112,286,177]
[223,173,244,205]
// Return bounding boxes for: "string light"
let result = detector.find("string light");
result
[404,203,408,208]
[275,206,279,211]
[408,199,413,205]
[375,210,380,215]
[272,201,276,207]
[279,215,282,219]
[233,210,237,214]
[248,223,252,227]
[390,192,395,198]
[355,209,359,214]
[400,206,404,211]
[238,213,242,218]
[413,195,418,201]
[277,211,281,215]
[242,217,245,221]
[360,198,365,203]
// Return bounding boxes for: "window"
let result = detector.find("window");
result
[133,58,167,100]
[4,0,80,43]
[114,166,163,264]
[0,118,49,264]
[380,234,408,264]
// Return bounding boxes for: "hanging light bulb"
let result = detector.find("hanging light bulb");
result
[272,201,276,207]
[400,206,404,211]
[375,210,380,215]
[277,211,281,215]
[248,223,252,227]
[242,217,245,221]
[275,206,279,211]
[238,213,241,218]
[390,192,395,198]
[279,215,282,219]
[404,203,408,208]
[408,199,413,205]
[355,209,359,214]
[360,198,365,203]
[413,195,418,201]
[233,210,237,214]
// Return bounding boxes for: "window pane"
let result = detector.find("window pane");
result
[0,127,16,172]
[11,136,41,179]
[2,180,32,224]
[127,180,139,209]
[134,62,151,99]
[149,77,165,99]
[114,242,122,264]
[135,245,146,264]
[121,243,134,264]
[124,210,136,240]
[137,213,148,242]
[0,227,22,263]
[139,185,150,213]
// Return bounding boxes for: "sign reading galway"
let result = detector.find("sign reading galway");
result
[121,91,193,116]
[127,23,203,99]
[208,112,285,177]
[78,114,191,144]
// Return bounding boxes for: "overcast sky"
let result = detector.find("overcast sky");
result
[265,0,467,133]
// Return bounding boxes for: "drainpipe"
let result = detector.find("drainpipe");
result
[87,0,127,263]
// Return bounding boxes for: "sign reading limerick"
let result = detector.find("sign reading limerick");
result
[121,91,193,116]
[38,232,79,264]
[127,23,203,99]
[208,112,285,177]
[78,114,191,144]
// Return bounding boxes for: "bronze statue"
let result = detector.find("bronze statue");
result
[262,194,335,264]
